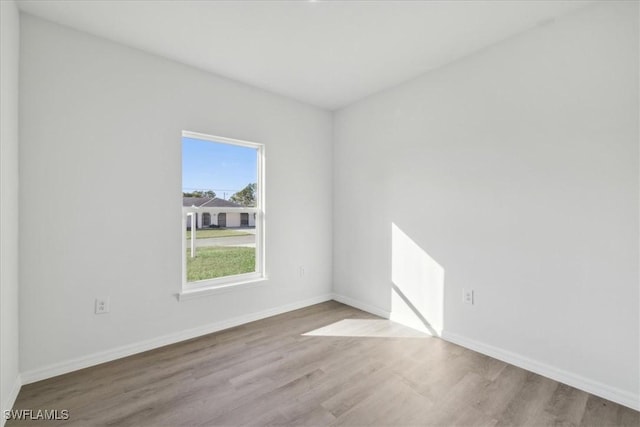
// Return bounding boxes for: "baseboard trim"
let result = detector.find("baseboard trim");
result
[331,293,390,319]
[17,295,639,412]
[441,331,640,412]
[21,294,333,385]
[1,374,22,427]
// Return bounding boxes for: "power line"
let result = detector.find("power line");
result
[182,187,240,192]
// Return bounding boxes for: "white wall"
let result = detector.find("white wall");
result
[19,15,333,376]
[334,1,639,407]
[0,0,21,420]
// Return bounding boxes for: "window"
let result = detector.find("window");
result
[181,131,264,292]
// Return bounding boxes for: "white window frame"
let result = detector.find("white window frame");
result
[180,130,266,297]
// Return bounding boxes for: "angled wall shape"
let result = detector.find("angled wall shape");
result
[333,1,639,409]
[1,0,21,422]
[19,14,333,376]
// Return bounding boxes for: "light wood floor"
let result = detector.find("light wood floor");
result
[9,301,639,426]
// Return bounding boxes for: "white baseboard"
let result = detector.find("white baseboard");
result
[331,293,639,411]
[21,294,333,385]
[1,374,22,427]
[331,293,390,319]
[441,331,640,412]
[17,294,639,413]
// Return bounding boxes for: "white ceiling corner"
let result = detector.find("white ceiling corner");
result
[16,0,595,110]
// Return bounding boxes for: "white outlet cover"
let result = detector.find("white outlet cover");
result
[463,289,474,305]
[95,297,110,314]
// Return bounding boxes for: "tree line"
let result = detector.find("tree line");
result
[183,183,256,207]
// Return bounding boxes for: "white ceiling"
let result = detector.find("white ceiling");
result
[17,0,594,110]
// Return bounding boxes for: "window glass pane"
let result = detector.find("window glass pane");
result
[182,136,258,283]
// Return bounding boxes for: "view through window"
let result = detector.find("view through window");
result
[182,131,263,288]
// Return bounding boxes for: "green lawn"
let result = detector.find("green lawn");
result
[186,246,255,281]
[186,228,252,239]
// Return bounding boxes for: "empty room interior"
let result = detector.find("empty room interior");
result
[1,0,639,425]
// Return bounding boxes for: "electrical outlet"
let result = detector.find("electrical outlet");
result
[95,297,110,314]
[463,289,474,305]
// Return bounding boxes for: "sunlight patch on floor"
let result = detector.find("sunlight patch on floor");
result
[302,318,430,338]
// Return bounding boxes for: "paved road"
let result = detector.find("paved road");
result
[191,234,255,248]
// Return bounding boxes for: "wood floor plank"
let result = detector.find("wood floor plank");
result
[7,301,638,426]
[580,395,640,427]
[420,372,496,427]
[543,383,590,426]
[495,372,559,427]
[330,374,434,426]
[473,364,529,419]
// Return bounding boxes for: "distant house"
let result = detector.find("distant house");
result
[183,197,255,229]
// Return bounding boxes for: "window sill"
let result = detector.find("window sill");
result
[177,277,268,301]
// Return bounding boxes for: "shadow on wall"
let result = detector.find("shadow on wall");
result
[391,223,444,336]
